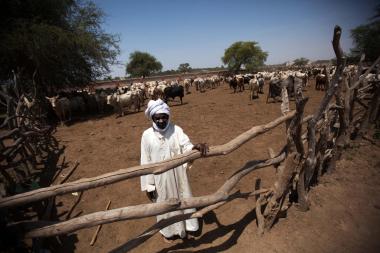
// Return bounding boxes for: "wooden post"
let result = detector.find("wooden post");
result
[263,77,308,229]
[304,26,345,186]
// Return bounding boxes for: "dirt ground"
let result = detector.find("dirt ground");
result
[51,81,380,253]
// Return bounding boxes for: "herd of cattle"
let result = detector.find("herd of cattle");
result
[45,65,378,125]
[45,75,224,124]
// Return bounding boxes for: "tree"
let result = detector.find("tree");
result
[126,51,162,77]
[0,0,120,92]
[222,41,268,73]
[350,5,380,62]
[178,63,191,73]
[293,57,309,66]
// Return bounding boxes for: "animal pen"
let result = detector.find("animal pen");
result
[0,26,380,252]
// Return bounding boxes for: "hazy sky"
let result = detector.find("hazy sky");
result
[93,0,378,77]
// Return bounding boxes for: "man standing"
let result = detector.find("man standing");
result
[140,99,208,240]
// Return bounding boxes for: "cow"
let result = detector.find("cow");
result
[94,90,107,114]
[210,75,220,87]
[146,86,156,100]
[205,77,214,89]
[243,74,253,86]
[80,92,98,114]
[228,76,238,93]
[258,77,265,94]
[193,78,205,93]
[164,85,184,104]
[45,96,71,125]
[156,83,168,99]
[315,74,327,90]
[266,79,282,103]
[66,95,86,117]
[236,75,245,92]
[107,91,140,117]
[295,72,308,88]
[285,75,295,98]
[183,78,193,94]
[249,77,259,100]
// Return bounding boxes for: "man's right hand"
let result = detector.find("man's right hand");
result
[192,143,209,156]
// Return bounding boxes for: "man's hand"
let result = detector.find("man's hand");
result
[192,143,209,156]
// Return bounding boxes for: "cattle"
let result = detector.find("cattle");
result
[311,68,323,78]
[183,78,193,94]
[249,78,259,100]
[228,77,238,93]
[258,77,265,94]
[145,81,158,88]
[266,79,282,103]
[204,77,214,89]
[131,87,145,107]
[158,80,168,87]
[45,96,71,125]
[94,90,107,114]
[80,92,98,114]
[236,75,245,92]
[146,86,156,100]
[23,96,35,109]
[70,96,86,116]
[156,83,168,99]
[193,78,205,92]
[170,80,180,87]
[152,87,164,100]
[315,74,327,90]
[259,71,274,80]
[164,85,184,104]
[107,91,140,117]
[285,75,295,98]
[295,72,308,88]
[210,75,221,87]
[243,74,253,85]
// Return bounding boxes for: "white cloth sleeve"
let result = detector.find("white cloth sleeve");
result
[178,127,193,153]
[140,134,155,192]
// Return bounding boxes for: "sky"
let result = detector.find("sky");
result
[93,0,379,77]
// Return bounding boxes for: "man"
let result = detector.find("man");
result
[140,99,208,241]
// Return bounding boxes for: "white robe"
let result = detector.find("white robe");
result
[140,123,199,238]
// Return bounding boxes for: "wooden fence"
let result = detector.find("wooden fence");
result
[1,26,380,252]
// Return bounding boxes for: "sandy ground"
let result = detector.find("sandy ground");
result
[50,80,380,253]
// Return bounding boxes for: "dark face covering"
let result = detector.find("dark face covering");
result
[152,113,169,130]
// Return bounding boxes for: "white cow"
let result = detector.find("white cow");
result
[107,91,140,116]
[45,96,71,125]
[183,79,193,94]
[193,77,205,92]
[249,77,259,100]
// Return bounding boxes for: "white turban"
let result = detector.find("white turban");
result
[145,99,170,120]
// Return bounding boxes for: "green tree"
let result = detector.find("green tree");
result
[0,0,120,92]
[222,41,268,73]
[350,5,380,62]
[293,57,309,66]
[126,51,162,77]
[178,63,191,73]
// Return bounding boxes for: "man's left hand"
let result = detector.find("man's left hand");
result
[192,143,209,156]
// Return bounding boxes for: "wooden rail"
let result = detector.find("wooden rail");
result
[0,110,295,209]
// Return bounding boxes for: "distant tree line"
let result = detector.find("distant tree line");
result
[125,52,226,78]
